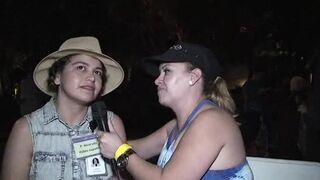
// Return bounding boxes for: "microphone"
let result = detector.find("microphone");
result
[91,100,120,179]
[91,101,109,132]
[89,118,97,132]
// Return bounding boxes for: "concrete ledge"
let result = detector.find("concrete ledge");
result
[247,157,320,180]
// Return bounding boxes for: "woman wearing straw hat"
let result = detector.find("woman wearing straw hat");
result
[1,36,126,180]
[97,42,253,179]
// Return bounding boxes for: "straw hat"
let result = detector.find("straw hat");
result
[33,36,124,96]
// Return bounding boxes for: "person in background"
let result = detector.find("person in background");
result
[290,75,309,159]
[97,42,253,179]
[1,36,126,180]
[241,68,266,154]
[306,50,320,162]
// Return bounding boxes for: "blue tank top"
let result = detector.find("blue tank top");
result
[157,99,254,179]
[202,160,253,180]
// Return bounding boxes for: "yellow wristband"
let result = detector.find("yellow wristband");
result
[115,143,132,160]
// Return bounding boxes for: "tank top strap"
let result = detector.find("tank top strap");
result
[166,99,218,149]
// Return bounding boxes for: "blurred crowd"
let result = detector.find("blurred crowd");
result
[232,60,320,162]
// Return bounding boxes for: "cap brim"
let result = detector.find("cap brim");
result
[142,51,187,77]
[142,56,163,77]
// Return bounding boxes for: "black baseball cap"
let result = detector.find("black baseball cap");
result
[143,42,222,79]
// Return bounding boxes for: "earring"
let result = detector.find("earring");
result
[189,80,193,85]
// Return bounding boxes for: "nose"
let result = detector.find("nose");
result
[86,72,96,82]
[154,73,162,86]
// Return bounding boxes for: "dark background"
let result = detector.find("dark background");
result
[1,0,320,167]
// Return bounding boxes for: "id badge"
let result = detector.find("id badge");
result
[86,154,107,176]
[72,133,100,159]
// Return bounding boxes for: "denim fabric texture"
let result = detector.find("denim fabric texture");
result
[26,98,113,180]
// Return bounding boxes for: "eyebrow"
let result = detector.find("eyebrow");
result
[71,61,103,70]
[159,63,170,70]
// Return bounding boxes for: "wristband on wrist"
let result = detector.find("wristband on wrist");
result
[116,148,135,169]
[115,143,132,160]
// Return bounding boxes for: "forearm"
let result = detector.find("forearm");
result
[126,153,163,180]
[128,120,175,159]
[128,137,164,160]
[128,139,154,159]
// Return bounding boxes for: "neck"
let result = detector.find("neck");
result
[55,96,90,128]
[173,96,206,130]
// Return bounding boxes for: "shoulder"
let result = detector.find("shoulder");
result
[26,100,50,123]
[106,111,127,141]
[6,116,32,152]
[191,107,240,139]
[199,107,235,124]
[11,116,31,135]
[107,111,122,123]
[7,117,33,146]
[2,116,33,179]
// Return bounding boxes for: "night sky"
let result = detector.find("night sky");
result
[1,0,320,64]
[1,0,320,135]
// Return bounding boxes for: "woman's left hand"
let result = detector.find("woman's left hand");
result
[96,130,124,159]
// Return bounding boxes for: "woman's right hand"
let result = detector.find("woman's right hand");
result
[96,130,124,159]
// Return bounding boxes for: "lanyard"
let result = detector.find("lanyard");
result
[166,99,217,149]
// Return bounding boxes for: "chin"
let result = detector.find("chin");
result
[78,95,97,104]
[158,97,170,107]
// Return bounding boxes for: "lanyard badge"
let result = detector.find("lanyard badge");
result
[72,133,112,177]
[72,133,100,159]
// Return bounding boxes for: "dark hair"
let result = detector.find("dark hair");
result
[47,55,71,93]
[47,54,107,94]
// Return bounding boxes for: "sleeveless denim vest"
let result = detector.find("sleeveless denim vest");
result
[26,98,113,180]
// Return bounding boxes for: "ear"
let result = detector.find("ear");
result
[190,68,202,85]
[54,74,61,85]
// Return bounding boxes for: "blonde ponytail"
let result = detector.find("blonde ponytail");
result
[206,76,236,114]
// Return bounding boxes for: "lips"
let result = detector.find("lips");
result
[157,85,165,91]
[157,87,166,96]
[80,85,95,91]
[157,88,164,93]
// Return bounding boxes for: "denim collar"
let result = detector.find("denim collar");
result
[42,98,93,127]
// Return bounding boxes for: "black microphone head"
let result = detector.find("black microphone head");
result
[92,101,107,114]
[89,120,97,132]
[91,101,108,131]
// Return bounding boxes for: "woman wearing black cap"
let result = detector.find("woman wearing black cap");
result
[97,43,253,179]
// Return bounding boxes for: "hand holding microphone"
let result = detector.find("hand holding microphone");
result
[96,130,124,159]
[91,101,121,178]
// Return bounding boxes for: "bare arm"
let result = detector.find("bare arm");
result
[1,117,33,180]
[98,119,175,160]
[128,120,176,159]
[108,113,127,142]
[126,109,245,180]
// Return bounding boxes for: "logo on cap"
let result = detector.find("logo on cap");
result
[170,44,183,51]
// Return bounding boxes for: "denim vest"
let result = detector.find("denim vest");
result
[26,99,113,180]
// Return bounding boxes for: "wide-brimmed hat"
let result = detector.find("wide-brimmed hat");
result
[143,42,222,79]
[33,36,124,96]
